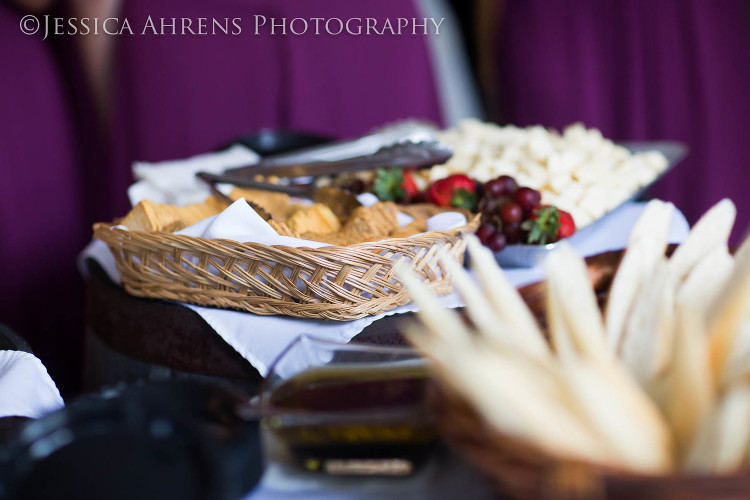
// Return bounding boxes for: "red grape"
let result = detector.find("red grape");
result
[477,197,499,216]
[515,187,542,212]
[484,176,518,199]
[500,202,523,224]
[487,232,507,252]
[476,223,497,245]
[503,222,522,244]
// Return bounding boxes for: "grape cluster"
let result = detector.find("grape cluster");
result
[476,175,542,252]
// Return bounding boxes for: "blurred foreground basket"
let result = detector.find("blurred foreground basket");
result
[432,248,750,500]
[432,381,750,500]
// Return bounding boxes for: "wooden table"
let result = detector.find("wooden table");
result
[83,260,411,395]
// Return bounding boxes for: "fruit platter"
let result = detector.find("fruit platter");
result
[317,120,684,267]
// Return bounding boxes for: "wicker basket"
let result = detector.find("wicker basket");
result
[432,384,750,500]
[93,216,479,321]
[432,248,750,499]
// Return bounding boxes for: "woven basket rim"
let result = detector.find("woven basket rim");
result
[92,215,480,252]
[90,215,480,321]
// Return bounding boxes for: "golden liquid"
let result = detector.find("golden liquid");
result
[264,363,438,472]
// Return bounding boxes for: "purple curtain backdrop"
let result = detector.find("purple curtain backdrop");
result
[497,0,750,244]
[0,3,87,395]
[107,0,444,219]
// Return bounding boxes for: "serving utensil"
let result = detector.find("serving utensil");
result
[197,140,452,194]
[228,119,438,166]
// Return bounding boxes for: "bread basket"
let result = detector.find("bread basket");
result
[431,382,750,500]
[92,216,479,321]
[431,248,750,499]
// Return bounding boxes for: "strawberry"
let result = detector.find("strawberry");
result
[373,168,419,202]
[425,178,450,206]
[426,174,477,209]
[557,209,576,239]
[523,205,576,244]
[401,171,419,200]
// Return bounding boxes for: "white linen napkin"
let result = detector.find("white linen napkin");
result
[0,351,64,419]
[185,295,462,377]
[175,198,332,249]
[128,145,260,206]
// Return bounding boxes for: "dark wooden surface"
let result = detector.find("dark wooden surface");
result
[0,324,33,354]
[83,260,411,395]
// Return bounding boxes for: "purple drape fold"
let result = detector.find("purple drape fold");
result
[497,0,750,244]
[0,3,86,393]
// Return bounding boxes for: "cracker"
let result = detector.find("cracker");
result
[120,197,225,232]
[343,202,400,236]
[560,358,673,473]
[620,258,671,386]
[286,203,341,234]
[230,187,290,221]
[545,244,609,363]
[312,186,362,224]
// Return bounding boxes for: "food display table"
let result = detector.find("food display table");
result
[83,201,690,394]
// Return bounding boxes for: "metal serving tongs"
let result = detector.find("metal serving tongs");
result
[198,140,452,196]
[195,121,453,211]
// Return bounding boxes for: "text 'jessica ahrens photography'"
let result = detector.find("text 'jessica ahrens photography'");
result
[21,15,447,39]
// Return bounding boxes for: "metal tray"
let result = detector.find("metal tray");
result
[494,141,687,268]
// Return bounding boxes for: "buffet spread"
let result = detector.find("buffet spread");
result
[93,120,677,319]
[80,119,750,498]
